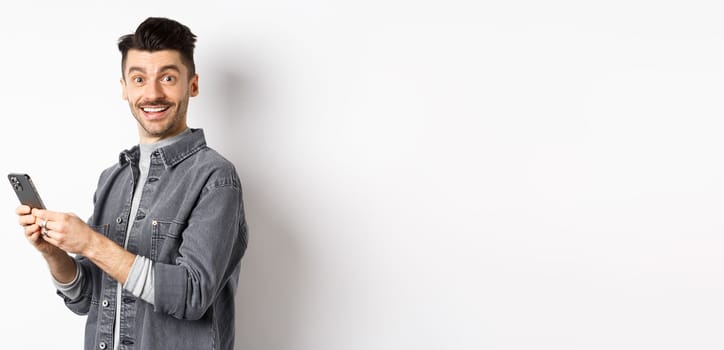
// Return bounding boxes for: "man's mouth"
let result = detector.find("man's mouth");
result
[142,106,170,113]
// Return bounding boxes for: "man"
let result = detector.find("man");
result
[15,17,248,350]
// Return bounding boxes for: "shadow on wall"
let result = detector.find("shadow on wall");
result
[208,55,306,350]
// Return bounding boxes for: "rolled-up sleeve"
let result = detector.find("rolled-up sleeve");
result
[59,257,96,315]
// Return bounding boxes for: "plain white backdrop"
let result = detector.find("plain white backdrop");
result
[2,1,724,349]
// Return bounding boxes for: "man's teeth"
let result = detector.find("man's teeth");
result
[142,106,168,112]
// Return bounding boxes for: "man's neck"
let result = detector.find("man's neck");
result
[139,125,189,144]
[139,127,191,147]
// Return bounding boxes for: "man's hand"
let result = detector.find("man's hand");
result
[17,205,79,283]
[16,205,63,257]
[31,208,135,285]
[31,208,95,256]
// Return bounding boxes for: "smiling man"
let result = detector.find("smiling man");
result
[122,48,198,142]
[15,17,248,350]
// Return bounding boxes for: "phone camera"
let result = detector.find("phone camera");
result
[10,176,18,184]
[13,183,22,192]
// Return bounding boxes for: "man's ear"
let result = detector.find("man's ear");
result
[120,77,128,100]
[189,74,199,97]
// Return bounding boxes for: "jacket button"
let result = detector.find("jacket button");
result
[116,217,123,224]
[102,300,109,307]
[99,342,107,349]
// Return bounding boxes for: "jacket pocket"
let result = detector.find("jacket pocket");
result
[151,219,186,263]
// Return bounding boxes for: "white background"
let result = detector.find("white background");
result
[1,1,724,349]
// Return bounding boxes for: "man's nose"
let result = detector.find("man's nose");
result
[145,80,165,100]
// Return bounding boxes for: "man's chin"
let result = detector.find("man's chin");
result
[139,122,172,138]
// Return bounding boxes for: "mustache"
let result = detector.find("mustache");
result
[137,99,173,107]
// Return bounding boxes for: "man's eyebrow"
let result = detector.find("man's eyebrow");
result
[127,66,146,75]
[159,65,181,73]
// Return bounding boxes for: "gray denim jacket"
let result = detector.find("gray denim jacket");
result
[58,128,248,350]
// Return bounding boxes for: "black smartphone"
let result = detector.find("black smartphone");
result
[8,173,46,209]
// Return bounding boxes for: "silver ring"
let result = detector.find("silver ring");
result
[40,219,49,236]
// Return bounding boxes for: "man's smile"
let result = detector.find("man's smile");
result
[141,106,169,113]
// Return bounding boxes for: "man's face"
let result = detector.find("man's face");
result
[121,49,199,143]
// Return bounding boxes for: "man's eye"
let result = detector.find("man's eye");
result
[133,77,143,83]
[162,76,175,82]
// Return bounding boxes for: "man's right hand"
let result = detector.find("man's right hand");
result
[16,205,64,257]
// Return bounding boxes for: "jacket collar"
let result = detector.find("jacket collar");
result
[119,128,207,168]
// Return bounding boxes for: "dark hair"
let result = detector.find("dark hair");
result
[118,17,197,78]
